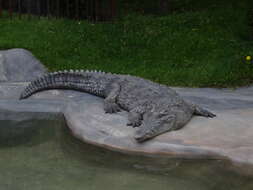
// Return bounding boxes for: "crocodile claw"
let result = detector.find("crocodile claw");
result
[127,112,142,127]
[127,121,142,128]
[104,102,121,113]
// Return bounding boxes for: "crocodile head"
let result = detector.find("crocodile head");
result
[134,111,175,142]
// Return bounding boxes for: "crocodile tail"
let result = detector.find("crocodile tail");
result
[19,70,106,100]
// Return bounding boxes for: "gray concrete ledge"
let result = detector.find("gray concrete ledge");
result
[0,82,253,169]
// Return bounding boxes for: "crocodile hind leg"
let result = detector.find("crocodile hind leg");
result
[187,101,216,118]
[104,83,121,113]
[194,105,216,118]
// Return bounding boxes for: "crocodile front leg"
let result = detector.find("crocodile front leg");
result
[127,105,146,127]
[127,111,142,127]
[104,82,121,113]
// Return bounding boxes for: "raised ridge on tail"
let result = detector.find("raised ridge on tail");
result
[19,70,111,100]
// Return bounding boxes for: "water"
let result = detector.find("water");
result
[0,119,253,190]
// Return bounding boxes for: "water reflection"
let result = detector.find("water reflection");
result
[0,119,252,190]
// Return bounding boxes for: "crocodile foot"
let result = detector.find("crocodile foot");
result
[127,112,142,127]
[104,101,121,113]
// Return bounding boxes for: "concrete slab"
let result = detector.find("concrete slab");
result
[0,82,253,169]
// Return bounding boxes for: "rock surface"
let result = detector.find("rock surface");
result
[0,49,47,82]
[0,49,253,170]
[0,82,253,168]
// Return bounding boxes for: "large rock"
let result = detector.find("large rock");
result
[0,49,47,82]
[64,87,253,165]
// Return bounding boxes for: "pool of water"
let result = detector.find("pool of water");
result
[0,119,253,190]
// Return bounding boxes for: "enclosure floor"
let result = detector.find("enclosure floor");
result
[1,82,253,174]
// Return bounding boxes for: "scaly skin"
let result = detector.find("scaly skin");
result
[20,70,216,142]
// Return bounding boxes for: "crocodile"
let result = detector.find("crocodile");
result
[20,70,216,142]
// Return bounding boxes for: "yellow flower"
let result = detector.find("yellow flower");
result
[246,56,251,61]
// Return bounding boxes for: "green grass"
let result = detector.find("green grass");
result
[0,0,253,87]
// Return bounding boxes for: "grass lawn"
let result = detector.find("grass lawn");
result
[0,0,253,87]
